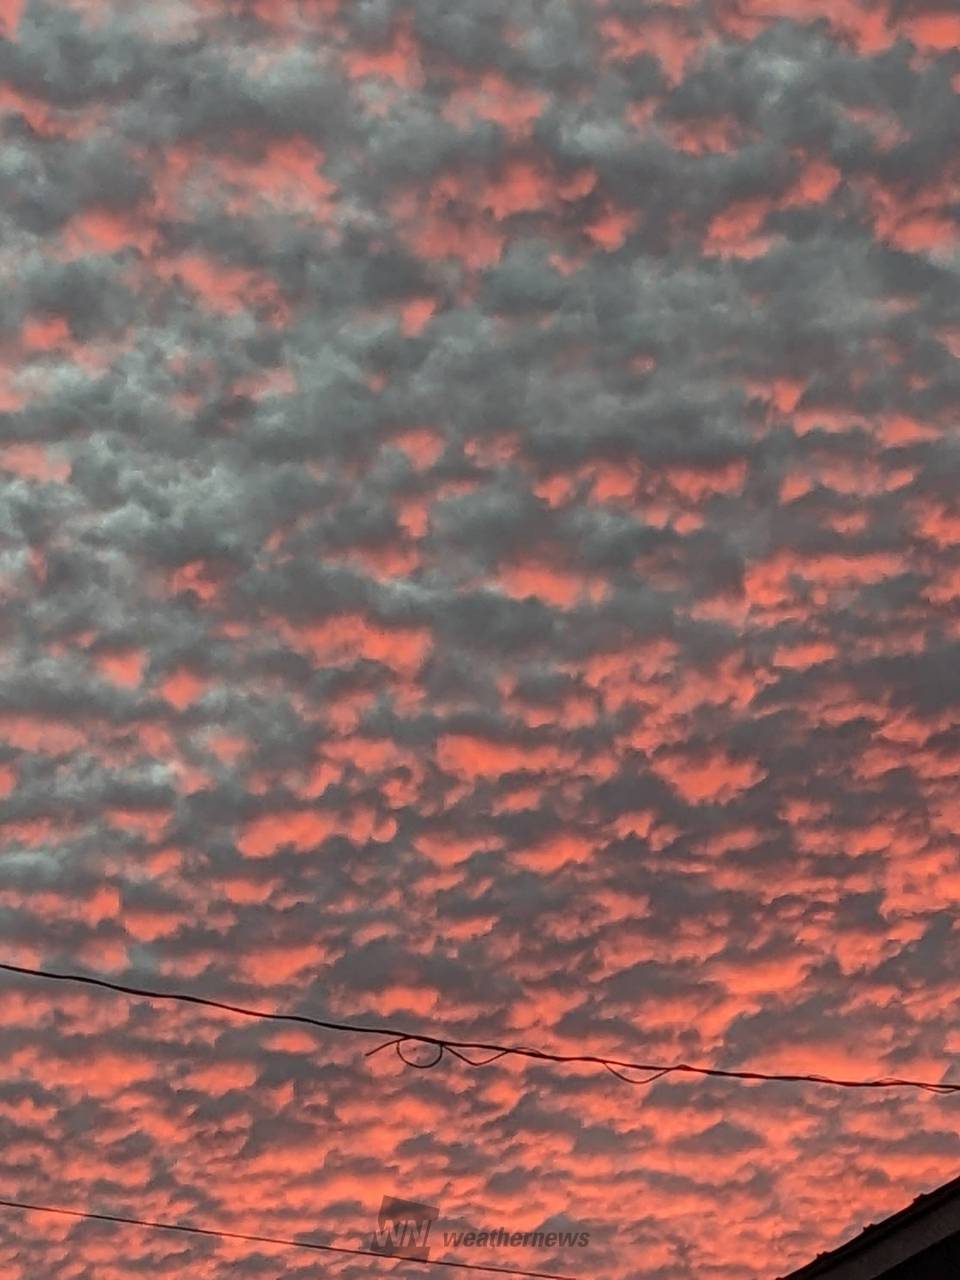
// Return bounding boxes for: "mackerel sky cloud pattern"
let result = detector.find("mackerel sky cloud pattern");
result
[0,1,959,1277]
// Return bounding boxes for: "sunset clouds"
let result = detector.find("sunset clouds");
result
[0,1,959,1277]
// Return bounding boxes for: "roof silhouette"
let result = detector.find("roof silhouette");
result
[778,1172,960,1279]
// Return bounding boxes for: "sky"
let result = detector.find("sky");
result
[0,0,958,1278]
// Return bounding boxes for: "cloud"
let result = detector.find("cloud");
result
[0,1,958,1278]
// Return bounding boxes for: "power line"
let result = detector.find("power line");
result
[0,1197,579,1280]
[0,959,957,1096]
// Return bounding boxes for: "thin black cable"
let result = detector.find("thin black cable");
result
[0,959,957,1096]
[444,1047,514,1067]
[0,1197,579,1280]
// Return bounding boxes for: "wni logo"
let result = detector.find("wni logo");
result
[369,1195,439,1261]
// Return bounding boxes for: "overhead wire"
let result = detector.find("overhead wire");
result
[0,1197,580,1280]
[1,959,957,1095]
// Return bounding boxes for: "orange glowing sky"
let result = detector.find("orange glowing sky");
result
[0,1,958,1278]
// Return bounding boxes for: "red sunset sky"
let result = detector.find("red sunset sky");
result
[0,0,959,1277]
